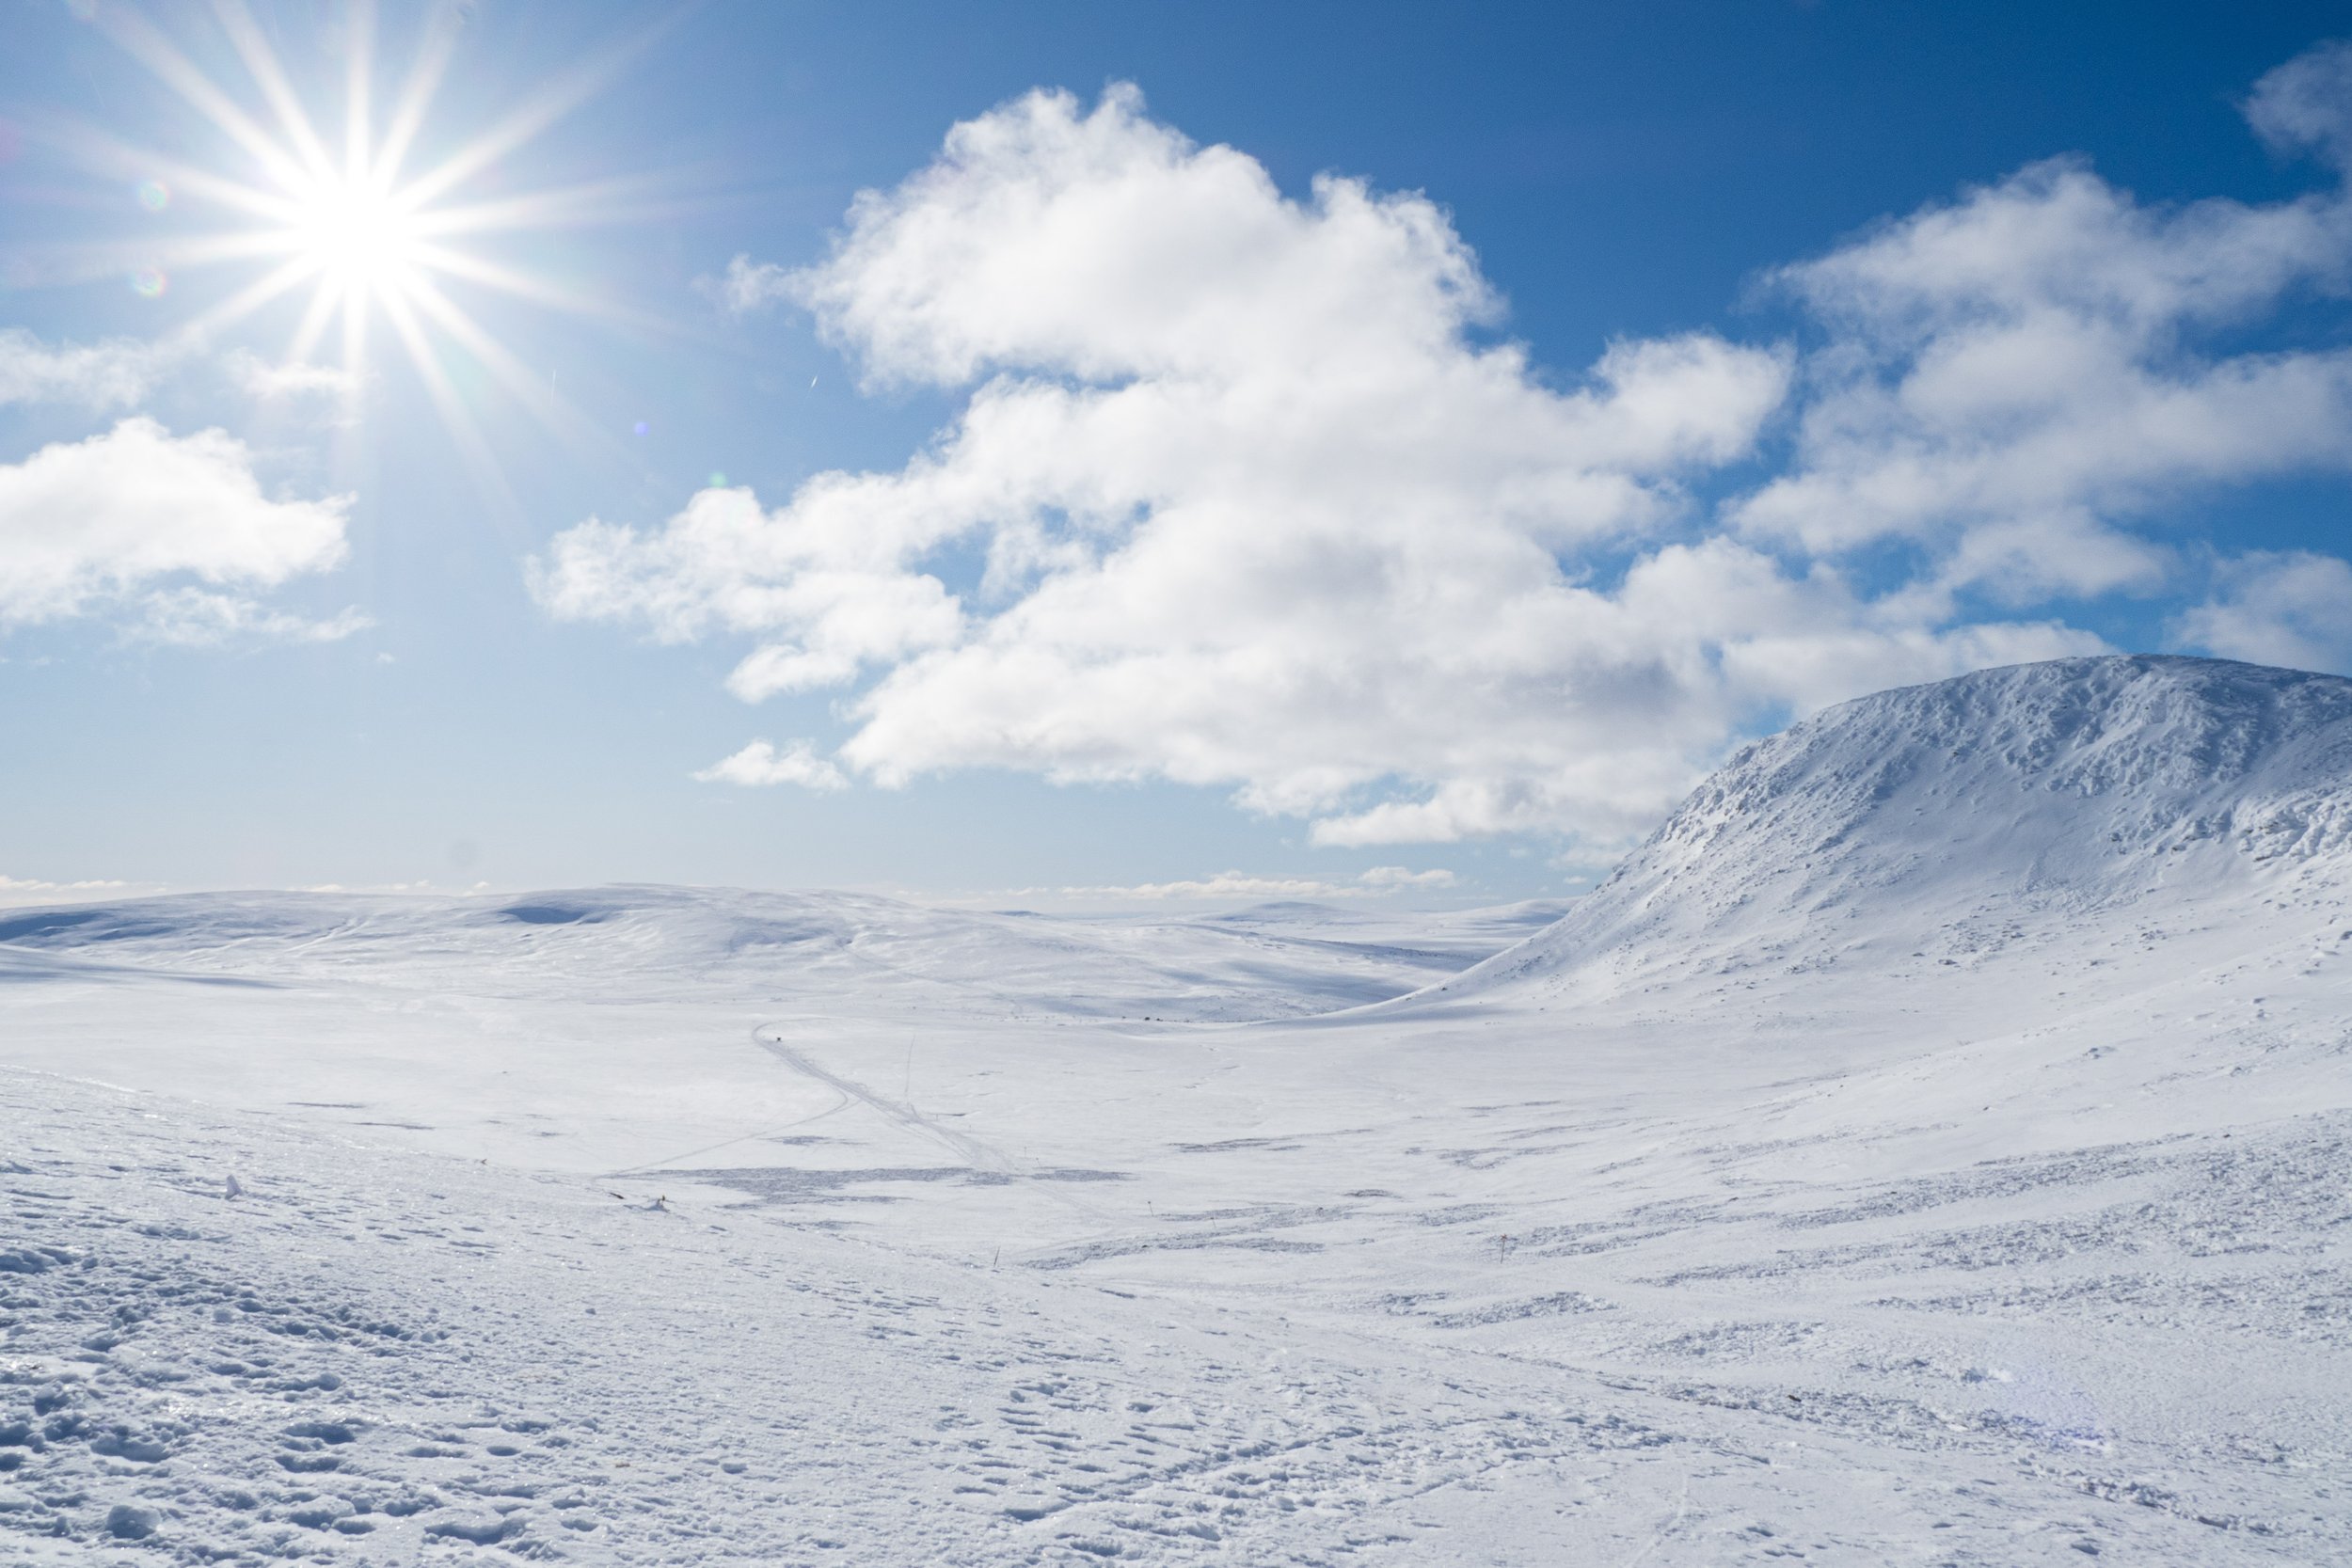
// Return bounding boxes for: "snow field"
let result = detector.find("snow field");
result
[5,656,2350,1562]
[15,1067,2339,1566]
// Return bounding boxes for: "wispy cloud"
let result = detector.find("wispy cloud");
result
[130,588,372,648]
[0,327,179,409]
[693,738,850,791]
[0,873,150,908]
[705,254,794,315]
[1035,866,1457,902]
[1358,865,1457,890]
[222,349,361,404]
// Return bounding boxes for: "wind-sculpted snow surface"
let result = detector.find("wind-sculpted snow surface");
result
[3,656,2350,1563]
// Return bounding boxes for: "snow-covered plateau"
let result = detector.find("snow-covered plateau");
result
[3,654,2349,1565]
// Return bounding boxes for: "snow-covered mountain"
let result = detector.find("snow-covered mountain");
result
[1426,655,2352,1005]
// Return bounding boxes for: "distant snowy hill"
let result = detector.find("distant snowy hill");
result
[0,884,1555,1023]
[1423,655,2352,1005]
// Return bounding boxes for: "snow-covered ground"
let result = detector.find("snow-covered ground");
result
[4,655,2349,1563]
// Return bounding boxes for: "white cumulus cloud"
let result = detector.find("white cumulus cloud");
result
[542,85,1912,849]
[0,418,355,635]
[2171,550,2352,673]
[544,56,2352,848]
[1736,43,2352,609]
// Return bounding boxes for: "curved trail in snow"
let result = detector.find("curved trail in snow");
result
[753,1024,1004,1170]
[750,1022,1120,1227]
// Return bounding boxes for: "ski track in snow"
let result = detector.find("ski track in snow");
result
[3,656,2350,1563]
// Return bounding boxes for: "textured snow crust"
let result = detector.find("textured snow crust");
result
[3,656,2350,1565]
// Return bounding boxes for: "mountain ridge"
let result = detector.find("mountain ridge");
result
[1417,655,2352,1006]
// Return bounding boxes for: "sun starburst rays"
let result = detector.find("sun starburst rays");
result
[63,0,659,476]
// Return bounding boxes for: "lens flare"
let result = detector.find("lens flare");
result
[135,178,170,211]
[131,266,167,298]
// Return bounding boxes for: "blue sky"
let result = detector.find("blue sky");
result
[3,0,2349,906]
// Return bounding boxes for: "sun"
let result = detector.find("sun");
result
[287,174,424,298]
[66,1,660,459]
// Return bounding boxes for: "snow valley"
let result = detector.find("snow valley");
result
[3,655,2350,1565]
